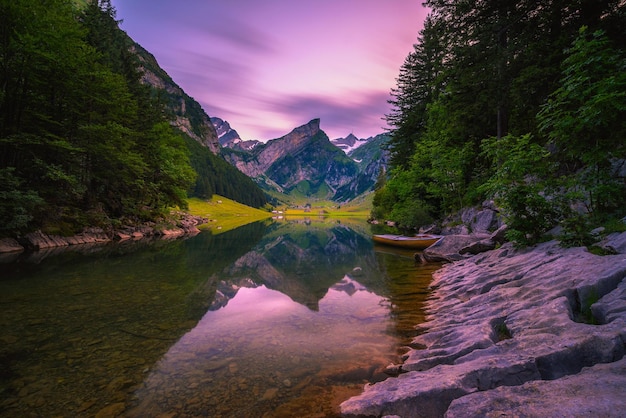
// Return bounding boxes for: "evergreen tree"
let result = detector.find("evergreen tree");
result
[0,0,198,233]
[374,0,626,234]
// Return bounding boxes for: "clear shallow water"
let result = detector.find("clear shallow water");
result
[0,219,440,417]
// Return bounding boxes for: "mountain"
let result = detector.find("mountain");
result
[130,36,385,205]
[330,133,368,153]
[330,134,390,201]
[220,119,387,202]
[348,134,390,176]
[211,117,261,151]
[132,43,220,154]
[128,41,267,207]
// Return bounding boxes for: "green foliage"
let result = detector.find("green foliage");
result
[0,168,43,232]
[538,27,626,219]
[375,1,626,245]
[371,184,395,221]
[385,16,445,170]
[559,213,596,248]
[389,203,433,231]
[185,136,267,208]
[0,0,199,234]
[603,218,626,234]
[372,168,434,229]
[143,123,197,211]
[480,134,560,246]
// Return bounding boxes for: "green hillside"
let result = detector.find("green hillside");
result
[0,1,267,236]
[186,196,272,233]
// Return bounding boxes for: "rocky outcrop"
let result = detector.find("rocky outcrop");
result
[445,357,626,417]
[19,228,110,250]
[420,205,507,263]
[422,234,485,262]
[427,202,502,236]
[225,119,325,178]
[422,229,506,263]
[0,238,24,253]
[130,43,220,154]
[341,232,626,417]
[222,119,366,200]
[4,215,207,253]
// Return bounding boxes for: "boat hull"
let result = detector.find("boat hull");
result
[372,234,441,250]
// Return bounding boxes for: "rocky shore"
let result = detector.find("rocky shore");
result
[341,231,626,417]
[0,213,207,255]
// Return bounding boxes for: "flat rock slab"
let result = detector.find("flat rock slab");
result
[446,357,626,417]
[341,232,626,417]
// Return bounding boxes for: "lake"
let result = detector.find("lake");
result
[0,218,440,417]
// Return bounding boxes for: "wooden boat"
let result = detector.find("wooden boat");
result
[372,234,441,250]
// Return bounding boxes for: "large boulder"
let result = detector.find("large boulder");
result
[459,239,496,255]
[596,230,626,254]
[422,234,490,263]
[439,203,502,236]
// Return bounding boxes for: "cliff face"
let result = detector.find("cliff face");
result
[222,119,367,201]
[211,117,261,151]
[130,43,220,154]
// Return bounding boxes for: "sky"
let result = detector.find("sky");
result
[111,1,428,142]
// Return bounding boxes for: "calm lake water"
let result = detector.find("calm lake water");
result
[0,218,440,417]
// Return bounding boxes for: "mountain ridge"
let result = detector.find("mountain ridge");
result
[126,36,268,207]
[131,42,221,154]
[220,119,389,202]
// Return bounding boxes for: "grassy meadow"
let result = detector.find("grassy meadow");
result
[185,192,373,234]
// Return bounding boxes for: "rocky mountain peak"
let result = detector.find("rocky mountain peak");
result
[331,132,369,154]
[273,118,321,146]
[344,133,358,143]
[219,117,389,201]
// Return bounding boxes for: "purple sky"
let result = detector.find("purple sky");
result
[112,1,428,141]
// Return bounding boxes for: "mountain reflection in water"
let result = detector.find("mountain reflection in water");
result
[0,218,439,418]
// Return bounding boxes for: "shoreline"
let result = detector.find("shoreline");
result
[0,213,207,257]
[341,231,626,417]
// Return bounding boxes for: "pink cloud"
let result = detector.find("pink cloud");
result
[112,0,428,141]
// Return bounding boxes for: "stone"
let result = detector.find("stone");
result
[114,232,132,241]
[341,232,626,417]
[488,224,507,245]
[445,358,626,417]
[418,224,441,235]
[19,230,69,250]
[95,402,126,418]
[459,239,496,255]
[595,231,626,255]
[422,234,489,263]
[0,237,24,253]
[261,387,279,401]
[440,224,470,236]
[468,209,499,234]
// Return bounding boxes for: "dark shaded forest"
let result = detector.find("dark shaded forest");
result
[375,0,626,245]
[0,0,266,236]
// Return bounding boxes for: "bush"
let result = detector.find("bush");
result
[389,201,433,230]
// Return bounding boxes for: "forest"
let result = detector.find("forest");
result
[375,0,626,245]
[0,0,266,237]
